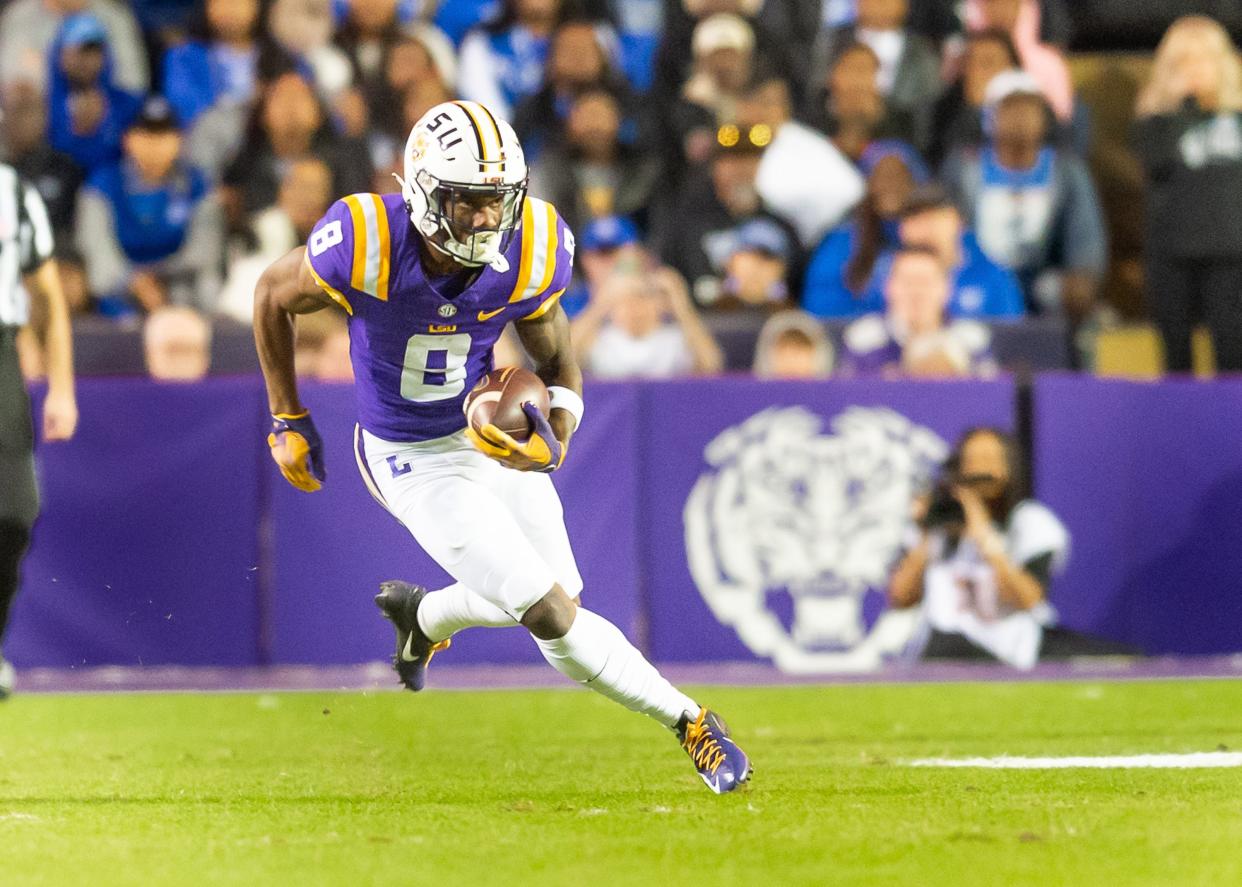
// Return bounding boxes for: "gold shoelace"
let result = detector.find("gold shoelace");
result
[681,713,726,775]
[426,638,452,665]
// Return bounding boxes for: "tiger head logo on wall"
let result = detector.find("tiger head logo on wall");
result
[683,406,946,673]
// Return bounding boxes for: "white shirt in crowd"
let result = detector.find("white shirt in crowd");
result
[216,207,305,324]
[756,120,864,249]
[586,325,695,379]
[919,500,1070,669]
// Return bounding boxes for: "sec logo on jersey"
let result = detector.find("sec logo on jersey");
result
[438,304,457,318]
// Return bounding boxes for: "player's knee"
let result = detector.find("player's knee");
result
[521,585,577,640]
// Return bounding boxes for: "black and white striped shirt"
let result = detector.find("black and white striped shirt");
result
[0,162,55,327]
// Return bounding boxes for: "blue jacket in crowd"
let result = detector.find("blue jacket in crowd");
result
[86,160,208,265]
[801,220,900,318]
[803,225,1026,320]
[162,41,258,128]
[47,17,143,172]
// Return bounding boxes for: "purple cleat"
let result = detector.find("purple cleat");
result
[677,708,753,794]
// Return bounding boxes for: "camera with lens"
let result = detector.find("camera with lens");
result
[920,472,996,530]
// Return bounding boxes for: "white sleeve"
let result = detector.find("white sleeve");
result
[100,0,151,92]
[0,2,45,91]
[670,329,696,376]
[457,32,511,121]
[1007,501,1070,574]
[76,187,131,297]
[842,314,889,355]
[756,122,864,248]
[163,194,225,313]
[0,7,21,89]
[19,183,54,272]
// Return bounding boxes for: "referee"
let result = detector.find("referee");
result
[0,159,77,698]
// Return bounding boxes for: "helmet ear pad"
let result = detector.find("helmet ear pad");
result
[400,170,441,238]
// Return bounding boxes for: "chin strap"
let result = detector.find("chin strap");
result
[425,233,510,273]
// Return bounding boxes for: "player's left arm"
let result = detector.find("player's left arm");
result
[515,300,582,449]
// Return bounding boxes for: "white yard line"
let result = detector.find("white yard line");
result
[907,752,1242,769]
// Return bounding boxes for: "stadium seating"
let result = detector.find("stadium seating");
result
[706,312,1072,374]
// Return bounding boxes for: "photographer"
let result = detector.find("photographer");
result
[888,427,1068,669]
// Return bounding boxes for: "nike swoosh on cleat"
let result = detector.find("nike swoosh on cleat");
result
[401,635,418,662]
[477,307,506,321]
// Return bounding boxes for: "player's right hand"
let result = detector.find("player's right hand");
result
[268,410,325,492]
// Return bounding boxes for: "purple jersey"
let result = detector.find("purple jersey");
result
[304,193,574,441]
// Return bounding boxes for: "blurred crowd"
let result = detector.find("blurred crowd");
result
[3,1,1240,381]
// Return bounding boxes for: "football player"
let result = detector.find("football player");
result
[252,101,751,794]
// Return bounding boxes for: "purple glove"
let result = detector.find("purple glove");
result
[521,401,565,473]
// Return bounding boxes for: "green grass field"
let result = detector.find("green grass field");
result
[3,680,1241,886]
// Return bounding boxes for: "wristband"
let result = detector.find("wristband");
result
[547,386,584,431]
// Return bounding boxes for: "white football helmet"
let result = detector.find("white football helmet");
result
[396,100,528,272]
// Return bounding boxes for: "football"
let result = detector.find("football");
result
[464,366,550,443]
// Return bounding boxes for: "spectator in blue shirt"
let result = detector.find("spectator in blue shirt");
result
[162,0,266,128]
[803,139,928,318]
[433,0,500,46]
[75,97,222,315]
[864,183,1026,320]
[328,0,500,48]
[46,13,142,174]
[606,0,662,92]
[942,71,1107,319]
[458,0,570,121]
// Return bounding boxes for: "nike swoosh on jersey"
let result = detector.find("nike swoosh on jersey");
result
[401,635,417,662]
[477,307,506,321]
